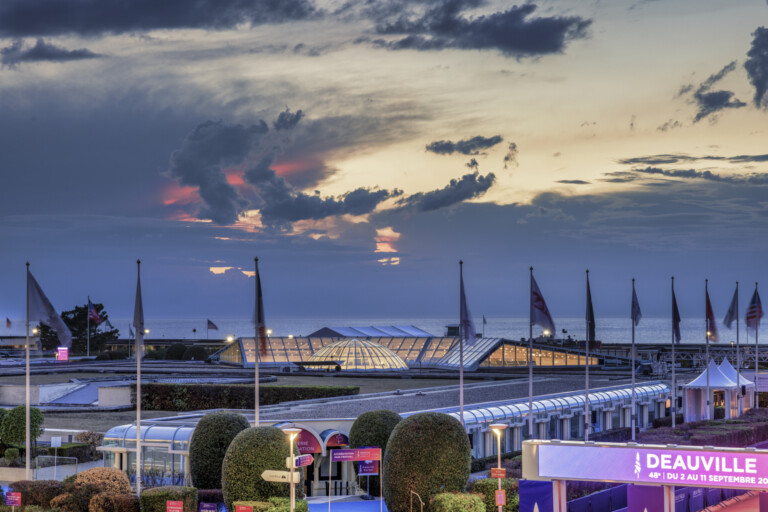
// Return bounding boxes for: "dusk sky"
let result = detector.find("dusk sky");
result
[1,0,768,323]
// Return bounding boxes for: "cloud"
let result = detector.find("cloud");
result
[370,2,590,57]
[503,142,518,168]
[745,26,768,108]
[557,179,590,185]
[631,166,768,185]
[688,61,747,122]
[273,108,304,130]
[618,153,768,165]
[657,119,682,132]
[1,38,100,68]
[426,135,503,155]
[399,171,495,212]
[0,0,317,37]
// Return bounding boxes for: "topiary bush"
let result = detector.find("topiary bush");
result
[139,487,197,512]
[383,412,471,512]
[165,343,188,360]
[89,493,139,512]
[74,467,132,495]
[182,346,209,361]
[51,483,102,512]
[190,411,251,489]
[4,447,19,465]
[0,405,44,447]
[349,409,401,496]
[430,493,485,512]
[9,480,63,508]
[469,478,519,512]
[221,427,304,511]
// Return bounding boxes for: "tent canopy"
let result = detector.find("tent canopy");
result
[718,358,754,387]
[684,359,737,389]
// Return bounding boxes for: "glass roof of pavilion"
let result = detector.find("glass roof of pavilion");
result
[308,338,408,371]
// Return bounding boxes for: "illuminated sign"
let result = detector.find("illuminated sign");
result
[531,442,768,490]
[331,448,382,462]
[56,347,69,361]
[296,430,321,453]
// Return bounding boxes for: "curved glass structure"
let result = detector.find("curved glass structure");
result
[307,339,408,371]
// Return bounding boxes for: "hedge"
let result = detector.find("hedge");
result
[470,479,519,512]
[383,412,471,512]
[9,480,62,509]
[40,442,94,462]
[89,493,139,512]
[51,484,102,512]
[638,408,768,448]
[132,383,359,411]
[222,427,303,511]
[74,467,132,495]
[165,343,189,360]
[139,487,197,512]
[190,412,251,489]
[430,493,485,512]
[233,498,308,512]
[349,410,401,496]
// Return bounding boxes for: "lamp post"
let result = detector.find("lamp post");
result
[490,423,507,512]
[284,428,301,512]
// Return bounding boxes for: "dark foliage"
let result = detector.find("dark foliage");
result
[190,412,251,489]
[9,480,63,508]
[139,487,197,512]
[349,409,401,496]
[89,493,139,512]
[39,303,118,353]
[469,479,519,512]
[182,346,209,361]
[165,343,189,360]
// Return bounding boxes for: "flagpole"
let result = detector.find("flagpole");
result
[25,262,31,480]
[135,260,143,496]
[631,278,636,441]
[705,280,710,420]
[254,257,260,427]
[755,282,759,410]
[459,260,465,428]
[736,282,741,414]
[528,267,534,438]
[671,276,677,429]
[584,269,591,442]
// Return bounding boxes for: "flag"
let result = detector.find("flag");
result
[631,286,642,327]
[133,267,144,337]
[746,287,764,331]
[586,274,596,342]
[483,315,487,326]
[88,299,104,324]
[254,259,268,357]
[530,274,555,333]
[459,264,476,344]
[706,287,718,342]
[104,318,114,330]
[672,287,682,344]
[28,270,72,347]
[724,286,738,328]
[207,319,218,330]
[128,324,135,338]
[5,318,10,329]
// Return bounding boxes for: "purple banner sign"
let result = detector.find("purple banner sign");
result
[359,460,379,476]
[537,444,768,490]
[5,493,21,507]
[199,503,217,512]
[331,447,381,462]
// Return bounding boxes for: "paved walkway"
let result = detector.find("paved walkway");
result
[307,496,388,512]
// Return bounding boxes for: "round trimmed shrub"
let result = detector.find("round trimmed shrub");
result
[221,427,304,511]
[89,492,139,512]
[1,405,44,445]
[5,447,19,464]
[349,409,401,496]
[190,411,251,489]
[165,343,188,360]
[382,412,471,512]
[182,346,209,361]
[74,467,132,495]
[430,493,485,512]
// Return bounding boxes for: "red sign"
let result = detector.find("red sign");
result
[495,490,506,506]
[331,448,382,462]
[490,468,506,479]
[326,433,348,447]
[296,430,322,454]
[5,493,21,507]
[235,506,252,512]
[166,501,183,512]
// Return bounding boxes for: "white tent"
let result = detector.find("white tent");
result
[683,359,738,422]
[718,358,755,414]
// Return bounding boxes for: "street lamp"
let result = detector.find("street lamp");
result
[543,329,550,338]
[226,335,235,343]
[267,329,273,336]
[144,329,150,334]
[283,428,301,512]
[489,423,507,512]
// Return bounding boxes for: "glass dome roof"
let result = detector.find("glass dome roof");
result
[308,338,408,371]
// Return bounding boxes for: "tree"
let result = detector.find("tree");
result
[39,303,119,353]
[349,410,402,496]
[0,405,44,451]
[189,411,250,489]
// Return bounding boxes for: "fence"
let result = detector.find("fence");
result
[34,456,79,481]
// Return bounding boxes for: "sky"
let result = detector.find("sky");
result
[1,0,768,324]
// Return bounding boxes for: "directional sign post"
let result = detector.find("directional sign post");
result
[261,470,301,484]
[286,454,314,468]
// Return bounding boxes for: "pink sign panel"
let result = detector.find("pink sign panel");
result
[5,492,21,507]
[538,444,768,490]
[56,347,69,361]
[296,430,321,454]
[331,447,382,462]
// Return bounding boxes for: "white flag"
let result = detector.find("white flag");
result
[530,274,555,333]
[28,270,72,347]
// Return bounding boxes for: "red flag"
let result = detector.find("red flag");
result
[706,287,718,342]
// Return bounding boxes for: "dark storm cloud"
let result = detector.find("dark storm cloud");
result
[399,171,495,212]
[426,135,503,155]
[503,142,518,168]
[684,61,747,122]
[166,120,269,225]
[745,26,768,108]
[1,38,100,68]
[0,0,317,37]
[273,109,304,131]
[618,153,768,165]
[370,2,590,57]
[557,179,590,185]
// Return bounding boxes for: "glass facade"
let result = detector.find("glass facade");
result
[308,339,408,371]
[479,343,598,368]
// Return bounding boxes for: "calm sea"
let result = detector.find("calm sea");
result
[26,316,749,345]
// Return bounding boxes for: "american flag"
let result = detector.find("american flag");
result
[88,299,104,324]
[746,287,763,331]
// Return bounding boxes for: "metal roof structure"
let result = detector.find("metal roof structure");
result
[307,325,434,338]
[307,339,408,371]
